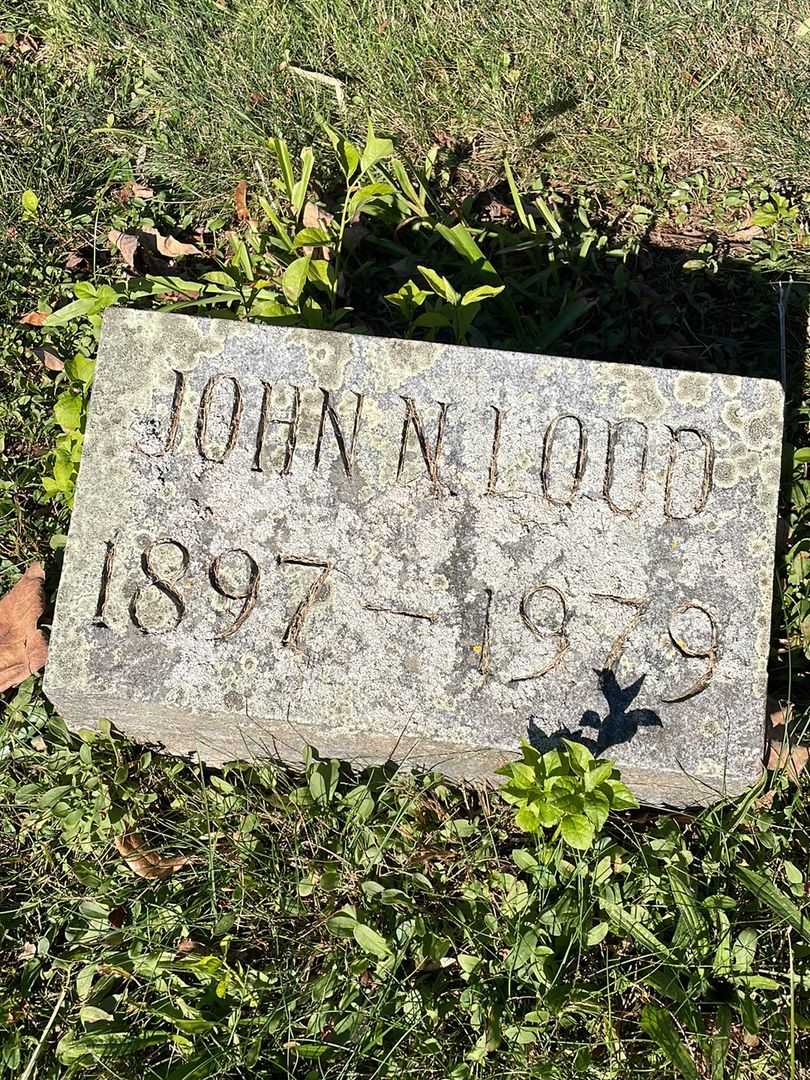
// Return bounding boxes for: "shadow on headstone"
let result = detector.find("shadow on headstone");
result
[526,669,662,756]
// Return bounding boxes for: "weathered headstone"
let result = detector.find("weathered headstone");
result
[44,309,783,805]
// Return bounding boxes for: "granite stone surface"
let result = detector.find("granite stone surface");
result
[44,309,784,805]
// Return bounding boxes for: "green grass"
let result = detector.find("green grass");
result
[1,4,810,1077]
[2,710,810,1078]
[1,0,810,217]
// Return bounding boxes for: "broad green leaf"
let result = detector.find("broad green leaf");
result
[250,300,295,319]
[461,284,504,305]
[582,788,610,830]
[503,159,534,231]
[585,760,614,790]
[360,121,394,173]
[21,189,39,215]
[54,392,83,432]
[66,354,95,386]
[640,1005,699,1080]
[75,963,96,1000]
[57,1030,169,1065]
[603,777,639,810]
[511,848,540,872]
[710,1004,731,1080]
[326,908,357,936]
[269,137,295,201]
[348,181,394,217]
[307,259,335,291]
[515,805,540,833]
[282,256,311,305]
[603,902,673,960]
[535,800,561,828]
[553,792,584,815]
[418,265,460,304]
[536,296,593,352]
[292,227,331,248]
[258,197,294,250]
[413,310,451,330]
[642,964,690,1003]
[339,139,360,180]
[80,1005,114,1024]
[457,953,481,975]
[43,298,97,327]
[291,146,314,216]
[353,922,392,958]
[667,862,705,941]
[559,813,595,850]
[534,195,562,238]
[562,738,593,773]
[434,222,500,283]
[586,921,609,946]
[733,928,757,972]
[734,866,810,943]
[389,158,428,216]
[53,457,74,487]
[385,280,429,314]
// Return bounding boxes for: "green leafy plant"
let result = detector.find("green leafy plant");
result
[497,739,638,849]
[41,352,95,507]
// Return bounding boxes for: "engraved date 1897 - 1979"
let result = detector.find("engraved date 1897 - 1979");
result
[92,537,719,704]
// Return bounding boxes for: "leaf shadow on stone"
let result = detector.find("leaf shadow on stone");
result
[526,669,662,755]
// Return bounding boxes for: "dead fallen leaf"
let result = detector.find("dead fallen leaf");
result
[108,229,139,271]
[234,180,250,223]
[159,288,203,303]
[64,250,86,271]
[19,311,48,327]
[729,225,765,243]
[766,738,810,783]
[0,563,48,692]
[0,32,14,46]
[108,904,129,928]
[175,937,199,954]
[302,201,334,257]
[303,201,333,230]
[115,181,154,203]
[149,230,202,259]
[34,348,64,372]
[765,699,808,783]
[18,942,36,961]
[114,832,191,880]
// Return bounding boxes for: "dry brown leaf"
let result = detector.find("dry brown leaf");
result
[302,202,334,258]
[19,311,48,327]
[303,201,333,230]
[116,181,154,203]
[108,229,139,271]
[108,904,129,928]
[175,937,198,954]
[34,348,64,372]
[765,699,808,783]
[766,738,810,783]
[234,180,250,223]
[64,251,86,270]
[0,32,14,46]
[730,225,765,243]
[153,232,201,259]
[0,563,48,692]
[114,832,191,880]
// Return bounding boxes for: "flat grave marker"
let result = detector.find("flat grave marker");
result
[44,309,784,805]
